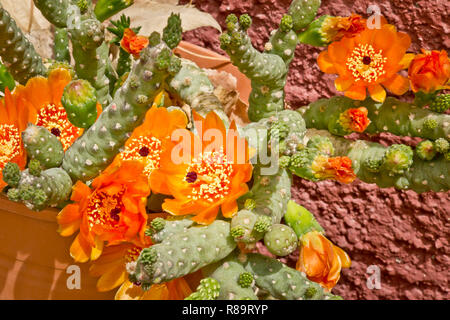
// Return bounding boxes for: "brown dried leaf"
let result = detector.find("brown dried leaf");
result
[110,0,221,36]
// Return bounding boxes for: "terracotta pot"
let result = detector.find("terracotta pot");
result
[0,195,114,300]
[0,41,250,300]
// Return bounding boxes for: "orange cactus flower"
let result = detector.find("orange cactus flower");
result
[0,88,36,190]
[111,101,188,191]
[408,49,450,93]
[339,107,371,133]
[296,231,351,291]
[89,241,192,300]
[57,161,150,263]
[322,14,367,43]
[13,68,87,150]
[121,28,149,58]
[151,111,253,225]
[311,155,356,184]
[318,22,414,102]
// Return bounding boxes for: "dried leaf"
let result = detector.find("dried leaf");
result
[110,0,221,37]
[0,0,53,59]
[204,69,250,126]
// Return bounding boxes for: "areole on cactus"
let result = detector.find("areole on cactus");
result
[0,0,448,301]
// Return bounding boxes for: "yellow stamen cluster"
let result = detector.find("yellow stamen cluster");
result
[125,246,142,263]
[186,148,233,203]
[0,124,21,169]
[346,44,387,83]
[86,189,125,229]
[121,136,162,177]
[36,104,81,151]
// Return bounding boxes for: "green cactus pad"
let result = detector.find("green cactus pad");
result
[128,220,236,287]
[203,255,257,300]
[244,253,337,300]
[284,200,324,238]
[22,124,64,169]
[94,0,134,22]
[264,224,298,256]
[163,13,182,50]
[0,5,47,84]
[288,0,321,32]
[147,217,194,244]
[54,28,71,63]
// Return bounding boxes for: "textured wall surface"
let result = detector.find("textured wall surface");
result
[180,0,450,299]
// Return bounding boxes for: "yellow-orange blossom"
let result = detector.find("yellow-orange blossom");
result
[318,22,414,102]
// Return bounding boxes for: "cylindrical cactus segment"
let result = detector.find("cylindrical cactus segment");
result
[204,255,258,300]
[263,224,298,256]
[146,217,194,244]
[22,124,65,169]
[54,28,71,63]
[62,79,98,129]
[33,0,70,28]
[284,200,324,238]
[127,220,236,288]
[94,0,134,22]
[163,13,182,50]
[243,253,338,300]
[0,4,47,84]
[288,0,321,32]
[13,167,72,211]
[62,43,178,182]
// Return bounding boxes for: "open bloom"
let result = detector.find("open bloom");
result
[408,49,450,93]
[311,155,356,184]
[296,231,351,291]
[318,21,414,102]
[57,161,150,263]
[111,99,188,191]
[13,68,86,150]
[121,28,149,58]
[0,88,36,190]
[338,107,371,133]
[88,237,192,300]
[151,111,253,225]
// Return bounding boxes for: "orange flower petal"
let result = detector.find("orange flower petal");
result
[191,205,220,225]
[368,84,386,102]
[96,265,127,292]
[57,204,82,236]
[48,68,72,104]
[382,74,410,95]
[317,51,337,74]
[70,233,91,263]
[344,84,367,100]
[335,76,354,92]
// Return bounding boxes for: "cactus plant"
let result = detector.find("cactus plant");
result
[0,0,448,302]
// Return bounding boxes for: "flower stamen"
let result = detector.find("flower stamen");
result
[0,124,21,170]
[346,44,387,83]
[36,104,81,150]
[121,136,162,177]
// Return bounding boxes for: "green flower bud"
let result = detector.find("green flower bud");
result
[416,140,436,161]
[237,272,254,288]
[434,138,449,154]
[382,144,413,174]
[429,94,450,113]
[62,80,98,129]
[2,162,21,187]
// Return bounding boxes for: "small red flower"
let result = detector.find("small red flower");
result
[120,28,149,58]
[339,107,371,133]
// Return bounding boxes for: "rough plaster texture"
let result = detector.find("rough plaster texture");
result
[181,0,450,299]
